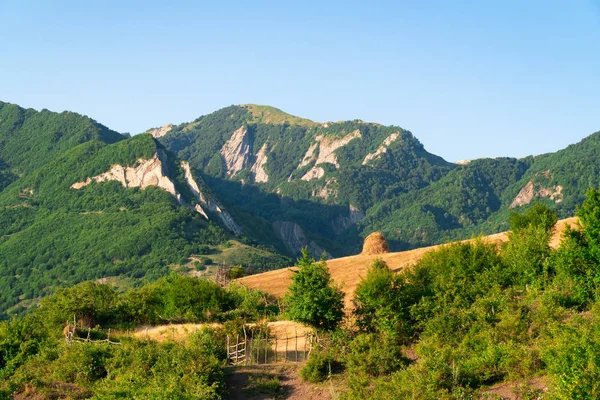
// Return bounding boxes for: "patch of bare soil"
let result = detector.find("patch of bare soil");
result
[225,365,335,400]
[481,376,549,399]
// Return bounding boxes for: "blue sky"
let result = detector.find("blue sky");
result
[1,1,599,161]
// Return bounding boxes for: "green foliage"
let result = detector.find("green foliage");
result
[300,350,335,383]
[0,105,289,318]
[0,274,279,398]
[552,189,600,307]
[244,372,281,396]
[510,202,558,233]
[353,259,414,338]
[228,265,245,279]
[542,313,600,399]
[345,333,409,383]
[286,249,344,331]
[503,223,553,288]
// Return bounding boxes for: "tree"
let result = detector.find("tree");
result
[504,203,556,288]
[509,202,557,233]
[285,249,344,331]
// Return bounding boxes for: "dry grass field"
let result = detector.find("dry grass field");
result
[238,217,579,307]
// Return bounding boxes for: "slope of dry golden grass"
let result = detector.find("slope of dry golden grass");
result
[238,217,579,307]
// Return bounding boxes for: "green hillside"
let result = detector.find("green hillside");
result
[160,105,455,255]
[160,104,599,255]
[0,104,289,319]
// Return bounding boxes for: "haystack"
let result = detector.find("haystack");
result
[361,232,390,255]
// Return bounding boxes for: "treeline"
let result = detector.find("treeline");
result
[289,191,600,399]
[0,275,278,398]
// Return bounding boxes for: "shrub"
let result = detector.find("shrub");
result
[345,333,409,387]
[300,351,335,383]
[286,249,344,331]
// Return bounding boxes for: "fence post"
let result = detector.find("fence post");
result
[235,334,239,364]
[285,330,288,362]
[226,335,230,364]
[274,337,278,364]
[304,333,307,361]
[295,327,298,362]
[264,338,268,364]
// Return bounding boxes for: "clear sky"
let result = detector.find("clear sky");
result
[1,1,599,162]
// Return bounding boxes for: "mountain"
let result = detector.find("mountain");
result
[158,104,598,255]
[0,102,288,318]
[159,104,455,256]
[1,100,598,318]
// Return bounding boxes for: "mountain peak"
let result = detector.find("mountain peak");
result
[241,104,318,127]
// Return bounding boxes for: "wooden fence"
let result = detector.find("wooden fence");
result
[227,328,314,365]
[64,319,121,346]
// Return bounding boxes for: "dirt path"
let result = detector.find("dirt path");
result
[225,365,334,400]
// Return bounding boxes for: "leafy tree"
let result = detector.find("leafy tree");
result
[353,259,413,338]
[504,203,556,288]
[509,202,557,233]
[285,249,344,331]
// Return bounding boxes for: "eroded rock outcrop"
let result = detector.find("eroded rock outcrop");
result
[221,126,252,177]
[71,152,242,234]
[146,124,173,139]
[181,161,242,234]
[301,167,325,181]
[297,130,362,181]
[272,221,331,259]
[362,132,400,165]
[250,143,269,183]
[70,152,179,197]
[510,180,563,208]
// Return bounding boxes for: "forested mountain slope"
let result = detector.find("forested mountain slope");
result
[0,102,288,318]
[160,104,456,256]
[1,100,598,318]
[159,104,599,255]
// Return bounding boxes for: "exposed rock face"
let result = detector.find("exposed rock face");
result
[455,159,471,165]
[221,126,252,177]
[298,142,319,169]
[250,143,269,183]
[70,152,179,198]
[362,132,400,165]
[301,166,325,181]
[146,124,173,139]
[331,204,365,234]
[70,153,242,234]
[181,162,242,234]
[272,221,331,259]
[510,180,563,208]
[298,130,362,181]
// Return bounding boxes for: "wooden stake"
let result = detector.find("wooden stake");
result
[295,328,298,362]
[285,330,288,362]
[235,334,239,364]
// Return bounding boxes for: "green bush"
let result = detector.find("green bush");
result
[286,249,344,331]
[300,351,335,383]
[346,333,408,381]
